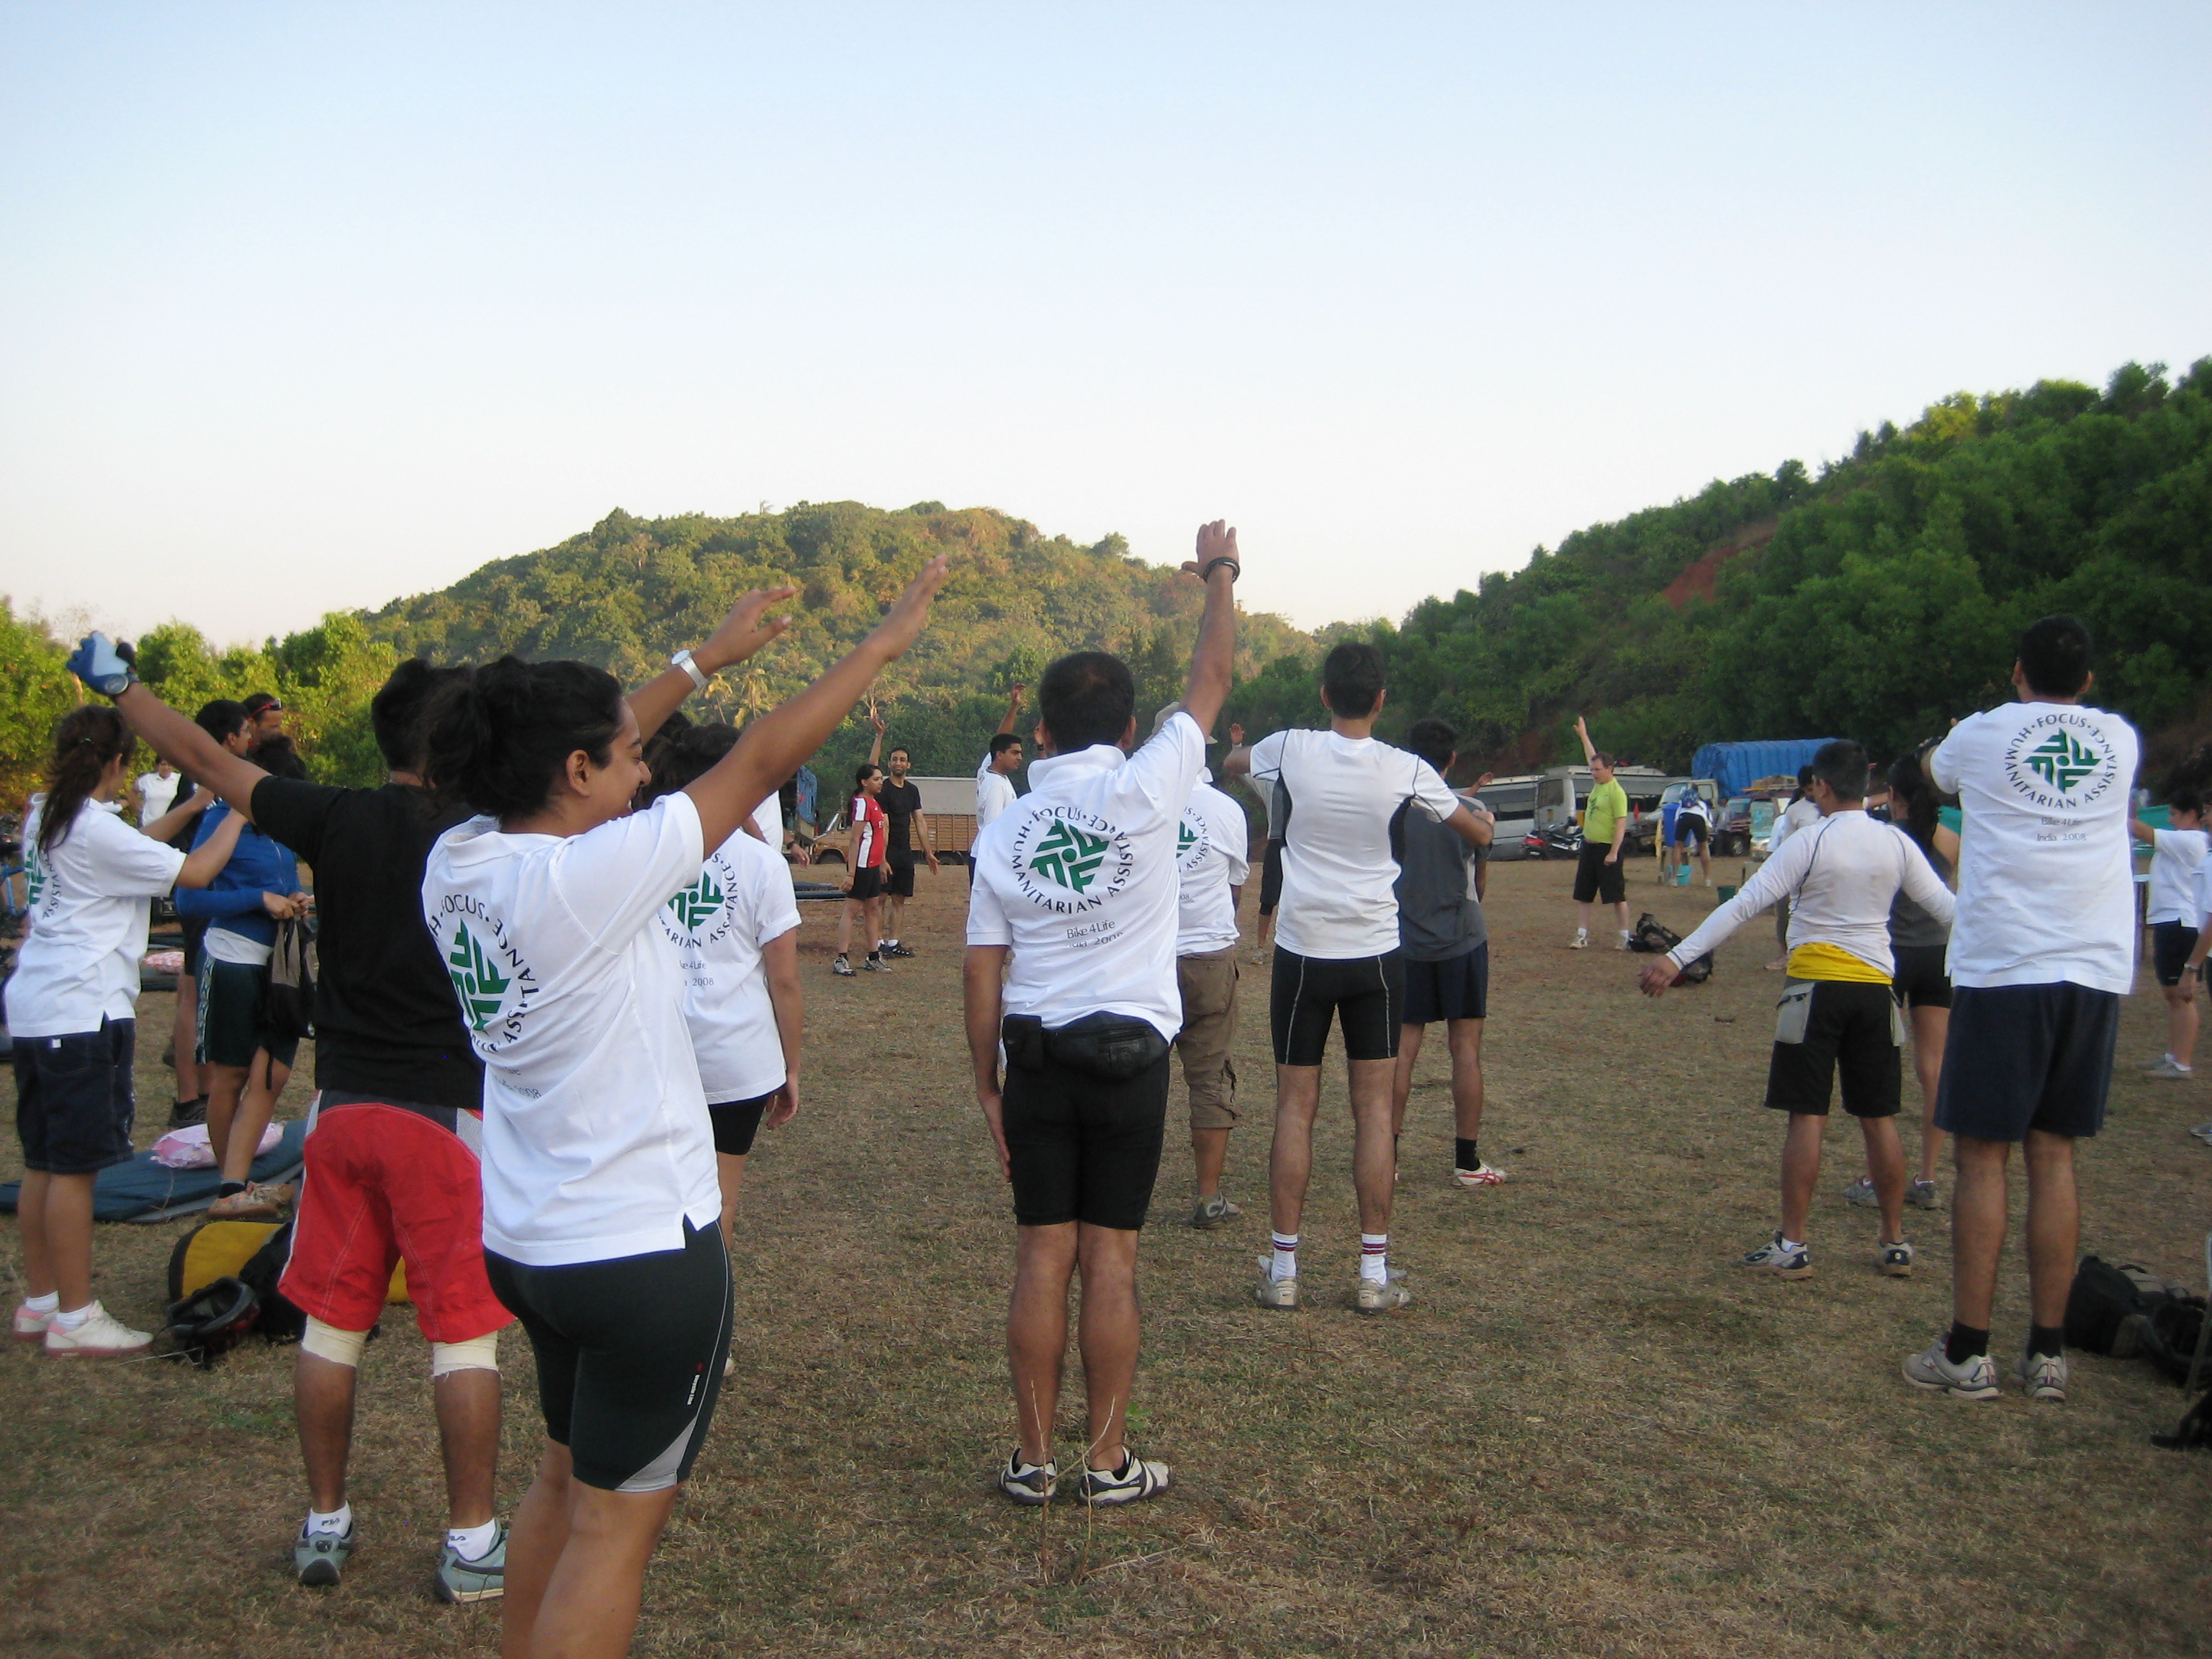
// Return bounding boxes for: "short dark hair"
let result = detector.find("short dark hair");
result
[1038,651,1134,752]
[888,745,910,763]
[194,699,248,746]
[2172,785,2207,819]
[242,692,282,718]
[370,658,470,771]
[1321,642,1386,719]
[2018,615,2092,698]
[248,734,308,782]
[643,722,739,804]
[1811,739,1869,801]
[1591,752,1617,769]
[988,732,1022,760]
[1404,717,1456,773]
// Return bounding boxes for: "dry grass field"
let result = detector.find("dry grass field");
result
[4,855,2211,1658]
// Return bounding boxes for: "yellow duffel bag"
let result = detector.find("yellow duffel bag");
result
[168,1219,410,1305]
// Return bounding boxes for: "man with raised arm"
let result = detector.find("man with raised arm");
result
[964,523,1239,1510]
[976,684,1026,831]
[1569,714,1632,949]
[1223,644,1492,1315]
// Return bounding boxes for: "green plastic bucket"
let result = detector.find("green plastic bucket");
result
[1717,884,1738,903]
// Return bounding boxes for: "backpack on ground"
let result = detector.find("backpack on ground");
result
[2065,1254,2206,1380]
[1628,913,1713,983]
[162,1217,307,1363]
[260,916,316,1042]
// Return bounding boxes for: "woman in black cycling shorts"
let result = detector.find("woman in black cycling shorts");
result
[420,562,945,1659]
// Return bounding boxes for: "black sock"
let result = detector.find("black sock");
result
[2028,1323,2066,1361]
[1456,1137,1479,1169]
[1946,1321,1990,1365]
[218,1179,248,1199]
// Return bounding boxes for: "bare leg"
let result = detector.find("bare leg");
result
[1446,1017,1486,1140]
[1610,897,1632,938]
[864,896,883,955]
[1268,1065,1323,1238]
[1007,1223,1079,1467]
[18,1171,96,1308]
[884,891,905,944]
[1348,1056,1398,1236]
[715,1151,750,1249]
[296,1349,359,1513]
[502,1442,570,1659]
[835,899,858,956]
[1074,1223,1141,1470]
[1190,1128,1229,1200]
[1859,1114,1907,1241]
[204,1061,250,1170]
[1696,841,1711,882]
[1778,1112,1826,1241]
[219,1050,289,1184]
[2168,984,2200,1069]
[2022,1130,2080,1329]
[1389,1024,1426,1138]
[434,1367,501,1531]
[529,1478,681,1659]
[1910,1004,1948,1184]
[1950,1135,2011,1330]
[1574,899,1593,935]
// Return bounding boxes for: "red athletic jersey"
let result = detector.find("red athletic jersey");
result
[852,793,889,869]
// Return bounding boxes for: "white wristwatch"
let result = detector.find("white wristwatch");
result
[671,648,709,691]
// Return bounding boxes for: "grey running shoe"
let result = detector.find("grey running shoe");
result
[2141,1053,2177,1070]
[831,955,856,977]
[1568,931,1590,950]
[1354,1271,1413,1314]
[1877,1238,1915,1277]
[2146,1057,2195,1081]
[1741,1232,1812,1280]
[863,953,889,973]
[433,1521,506,1604]
[1252,1259,1299,1310]
[997,1449,1058,1506]
[2015,1350,2069,1403]
[1843,1176,1879,1208]
[2190,1121,2212,1145]
[1188,1192,1241,1229]
[1907,1177,1941,1210]
[295,1521,356,1588]
[1079,1449,1169,1506]
[1902,1338,1999,1401]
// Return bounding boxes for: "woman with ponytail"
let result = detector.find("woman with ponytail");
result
[6,706,243,1358]
[419,557,948,1659]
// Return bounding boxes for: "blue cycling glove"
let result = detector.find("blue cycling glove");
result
[68,632,137,698]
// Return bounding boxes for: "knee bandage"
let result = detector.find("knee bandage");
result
[431,1331,500,1377]
[300,1317,370,1369]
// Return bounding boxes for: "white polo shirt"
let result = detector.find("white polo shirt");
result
[966,713,1205,1041]
[137,770,181,825]
[1174,770,1249,956]
[2146,828,2209,926]
[976,755,1017,829]
[1248,728,1462,960]
[5,796,186,1038]
[657,825,801,1105]
[1930,701,2140,994]
[422,791,721,1267]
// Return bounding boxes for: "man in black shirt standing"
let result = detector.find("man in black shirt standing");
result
[866,703,938,958]
[101,654,513,1603]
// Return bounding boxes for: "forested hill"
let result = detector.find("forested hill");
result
[1272,357,2211,780]
[366,502,1314,781]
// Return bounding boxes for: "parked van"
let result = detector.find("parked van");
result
[1469,773,1542,861]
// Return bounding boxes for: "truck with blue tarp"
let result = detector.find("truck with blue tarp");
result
[1691,739,1843,798]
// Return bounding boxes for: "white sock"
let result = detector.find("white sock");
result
[307,1503,353,1537]
[1269,1233,1298,1282]
[446,1518,499,1560]
[1360,1234,1389,1285]
[23,1292,58,1315]
[1780,1236,1805,1254]
[53,1302,96,1331]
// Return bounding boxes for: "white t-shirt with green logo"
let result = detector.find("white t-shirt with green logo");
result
[1174,770,1249,956]
[657,826,801,1105]
[422,791,720,1267]
[1929,701,2140,994]
[5,796,185,1038]
[965,714,1205,1041]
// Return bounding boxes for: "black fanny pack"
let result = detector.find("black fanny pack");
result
[1003,1012,1169,1082]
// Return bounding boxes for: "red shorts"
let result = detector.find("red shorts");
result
[279,1097,511,1344]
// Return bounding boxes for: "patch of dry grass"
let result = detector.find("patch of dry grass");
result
[4,857,2211,1657]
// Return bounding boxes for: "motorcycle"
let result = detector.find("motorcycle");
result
[1523,824,1585,861]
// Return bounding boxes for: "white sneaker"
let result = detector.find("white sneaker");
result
[2190,1121,2212,1146]
[1741,1231,1812,1279]
[1354,1271,1413,1314]
[1876,1238,1915,1277]
[1453,1161,1507,1188]
[2146,1057,2194,1081]
[2141,1053,2179,1071]
[1252,1258,1300,1310]
[1902,1337,1999,1401]
[42,1302,152,1359]
[1614,932,1633,950]
[1568,930,1590,950]
[13,1303,55,1344]
[2014,1350,2069,1403]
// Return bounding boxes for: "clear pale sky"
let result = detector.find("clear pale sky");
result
[2,4,2206,644]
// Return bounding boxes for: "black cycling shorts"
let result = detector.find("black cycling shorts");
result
[884,857,917,899]
[1572,841,1626,904]
[1271,948,1405,1066]
[1402,944,1488,1026]
[709,1091,774,1156]
[1001,1046,1170,1230]
[1672,815,1708,848]
[1890,944,1953,1010]
[1765,979,1901,1118]
[1258,840,1285,917]
[2153,920,2202,989]
[485,1218,732,1492]
[1935,982,2118,1143]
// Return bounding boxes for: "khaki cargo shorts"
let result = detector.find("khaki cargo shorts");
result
[1174,947,1241,1130]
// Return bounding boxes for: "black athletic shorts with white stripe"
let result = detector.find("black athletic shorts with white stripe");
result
[1270,948,1405,1066]
[485,1218,732,1492]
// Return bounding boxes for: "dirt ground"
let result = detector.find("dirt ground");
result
[4,854,2211,1658]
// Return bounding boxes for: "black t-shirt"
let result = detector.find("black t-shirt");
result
[879,778,923,859]
[250,778,484,1110]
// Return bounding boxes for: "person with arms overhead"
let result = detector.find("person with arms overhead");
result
[1224,643,1492,1315]
[1900,617,2138,1405]
[1568,716,1631,949]
[976,683,1025,832]
[8,701,233,1360]
[965,523,1239,1509]
[1640,740,1954,1283]
[419,563,944,1659]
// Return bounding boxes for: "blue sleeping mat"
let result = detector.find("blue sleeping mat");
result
[0,1117,308,1224]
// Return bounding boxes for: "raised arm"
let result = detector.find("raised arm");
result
[996,684,1026,738]
[866,701,886,768]
[1176,521,1241,739]
[1573,714,1598,767]
[683,559,950,851]
[73,641,270,816]
[626,585,801,742]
